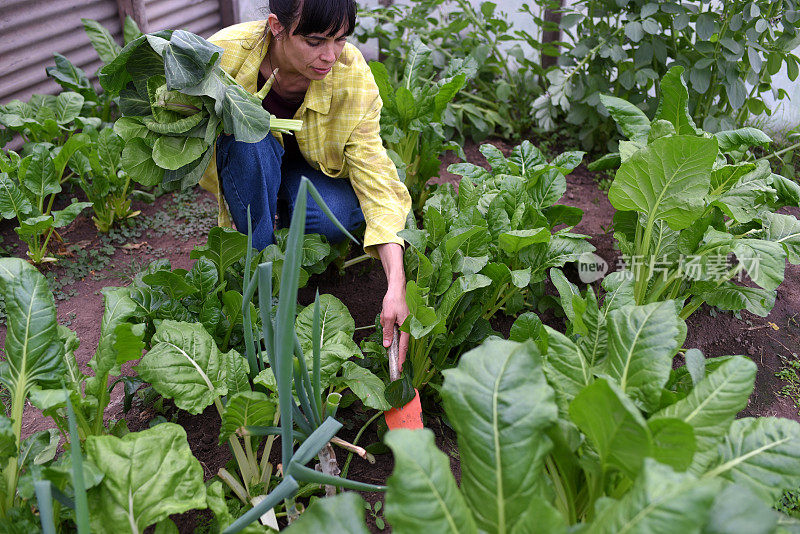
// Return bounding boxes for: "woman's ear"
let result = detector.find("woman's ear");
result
[266,13,284,39]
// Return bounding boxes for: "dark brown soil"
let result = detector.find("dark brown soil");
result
[0,139,798,533]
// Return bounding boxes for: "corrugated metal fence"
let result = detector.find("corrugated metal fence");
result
[0,0,228,106]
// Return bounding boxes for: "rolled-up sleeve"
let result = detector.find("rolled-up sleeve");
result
[344,87,411,258]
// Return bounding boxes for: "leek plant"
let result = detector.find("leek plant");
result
[223,177,385,532]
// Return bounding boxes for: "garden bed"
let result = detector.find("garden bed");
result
[1,139,798,532]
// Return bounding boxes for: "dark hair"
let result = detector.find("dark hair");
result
[269,0,356,37]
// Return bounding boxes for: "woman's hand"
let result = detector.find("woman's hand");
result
[376,243,410,368]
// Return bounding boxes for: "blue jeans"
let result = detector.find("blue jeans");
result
[216,134,365,250]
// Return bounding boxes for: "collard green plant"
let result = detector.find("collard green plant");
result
[595,67,799,319]
[370,37,473,212]
[357,0,551,142]
[387,141,591,394]
[101,29,301,191]
[0,92,99,148]
[0,143,91,263]
[373,299,800,532]
[534,0,800,149]
[67,128,150,232]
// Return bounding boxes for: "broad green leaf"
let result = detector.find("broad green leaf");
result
[85,288,140,400]
[570,379,652,479]
[578,288,608,368]
[123,16,142,45]
[442,339,557,533]
[603,301,683,412]
[384,429,477,534]
[52,201,92,228]
[85,423,206,533]
[711,163,774,223]
[82,18,122,64]
[295,294,360,380]
[54,92,85,124]
[762,212,800,264]
[713,128,771,153]
[0,258,65,394]
[143,112,205,135]
[113,117,150,141]
[189,226,248,280]
[0,416,17,461]
[220,391,276,442]
[703,483,779,534]
[284,492,369,533]
[121,137,164,187]
[162,144,214,191]
[600,94,650,143]
[300,233,330,267]
[221,85,270,143]
[508,140,546,175]
[186,257,219,295]
[692,281,775,317]
[550,267,581,325]
[135,320,227,414]
[119,83,152,116]
[46,53,91,93]
[16,214,54,238]
[654,357,756,472]
[142,270,198,300]
[163,30,222,90]
[437,273,491,321]
[653,66,700,135]
[591,459,718,532]
[528,169,567,210]
[647,417,695,471]
[22,145,60,201]
[509,312,543,342]
[497,228,550,254]
[542,326,592,414]
[222,349,250,396]
[151,135,206,171]
[340,361,390,411]
[97,128,123,176]
[704,417,800,504]
[731,238,784,290]
[608,136,718,230]
[0,173,32,220]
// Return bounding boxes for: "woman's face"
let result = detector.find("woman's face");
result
[269,15,349,81]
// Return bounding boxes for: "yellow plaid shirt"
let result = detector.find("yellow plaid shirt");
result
[200,20,411,256]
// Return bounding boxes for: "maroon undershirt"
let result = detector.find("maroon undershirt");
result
[258,71,303,163]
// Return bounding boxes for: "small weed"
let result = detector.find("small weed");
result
[148,187,217,242]
[776,354,800,416]
[777,488,800,519]
[364,500,386,531]
[59,311,77,327]
[595,170,614,192]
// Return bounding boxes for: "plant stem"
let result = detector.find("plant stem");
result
[759,141,800,161]
[342,254,371,269]
[340,411,382,479]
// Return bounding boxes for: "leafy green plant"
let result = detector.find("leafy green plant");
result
[67,128,148,232]
[127,226,338,354]
[375,297,800,532]
[213,177,385,532]
[0,143,91,263]
[388,141,591,394]
[101,29,301,191]
[45,17,142,126]
[534,0,800,149]
[370,38,472,212]
[0,92,99,148]
[357,0,550,142]
[595,67,800,319]
[776,353,800,416]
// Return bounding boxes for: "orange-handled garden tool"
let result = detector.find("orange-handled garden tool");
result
[384,325,423,430]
